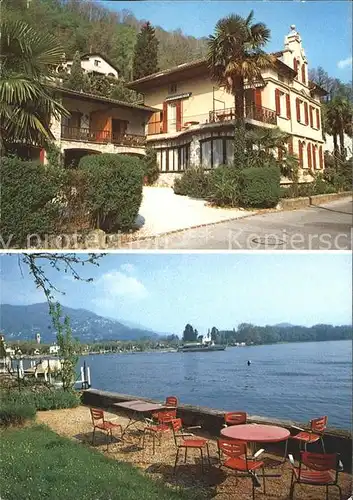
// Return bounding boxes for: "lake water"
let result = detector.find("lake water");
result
[80,340,352,430]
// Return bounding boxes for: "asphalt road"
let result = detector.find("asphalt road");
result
[125,197,352,250]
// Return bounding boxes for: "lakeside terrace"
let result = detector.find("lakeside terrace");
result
[35,389,352,500]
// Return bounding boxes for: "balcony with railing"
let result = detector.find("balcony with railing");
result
[146,105,277,137]
[61,126,146,147]
[209,104,277,125]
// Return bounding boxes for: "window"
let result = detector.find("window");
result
[94,59,101,67]
[156,144,190,172]
[275,89,290,119]
[169,83,177,94]
[200,137,234,168]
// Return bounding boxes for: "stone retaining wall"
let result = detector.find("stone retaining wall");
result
[82,389,352,471]
[280,191,351,211]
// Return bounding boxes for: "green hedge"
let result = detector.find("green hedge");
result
[3,389,81,411]
[143,148,159,185]
[0,401,36,427]
[173,166,210,198]
[207,165,239,207]
[239,166,281,208]
[0,156,64,247]
[79,154,144,232]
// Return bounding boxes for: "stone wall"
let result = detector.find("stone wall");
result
[57,139,146,157]
[82,388,352,471]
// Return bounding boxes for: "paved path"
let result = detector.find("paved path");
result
[126,197,352,250]
[134,187,251,237]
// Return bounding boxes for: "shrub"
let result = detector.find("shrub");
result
[79,153,144,232]
[207,165,239,207]
[173,166,210,198]
[0,156,65,247]
[143,148,159,185]
[0,401,36,427]
[3,389,81,411]
[239,166,281,208]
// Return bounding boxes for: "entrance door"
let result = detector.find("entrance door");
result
[168,103,177,133]
[112,119,128,143]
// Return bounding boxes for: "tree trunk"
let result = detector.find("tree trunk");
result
[339,128,345,160]
[333,133,339,167]
[233,77,246,169]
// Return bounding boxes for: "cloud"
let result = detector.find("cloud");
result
[119,263,136,275]
[337,57,352,69]
[94,270,148,304]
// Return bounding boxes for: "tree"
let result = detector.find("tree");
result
[207,11,274,168]
[326,97,353,160]
[210,327,219,341]
[245,126,299,185]
[65,51,88,92]
[132,22,159,80]
[0,11,68,153]
[183,324,197,342]
[50,302,78,391]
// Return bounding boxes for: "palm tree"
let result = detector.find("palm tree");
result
[207,11,275,168]
[0,12,68,154]
[325,97,353,161]
[245,126,299,185]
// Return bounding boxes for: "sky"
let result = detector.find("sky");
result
[0,253,351,334]
[101,0,353,82]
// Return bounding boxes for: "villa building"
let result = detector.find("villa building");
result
[127,25,327,184]
[59,53,119,79]
[45,88,157,167]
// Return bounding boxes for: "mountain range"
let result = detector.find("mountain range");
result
[0,303,163,343]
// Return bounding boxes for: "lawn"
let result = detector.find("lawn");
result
[0,425,201,500]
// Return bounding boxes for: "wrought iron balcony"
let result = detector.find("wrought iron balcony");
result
[209,105,277,125]
[61,126,146,146]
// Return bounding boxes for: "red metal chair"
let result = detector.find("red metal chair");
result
[291,416,328,452]
[218,439,265,500]
[165,396,178,407]
[142,410,176,454]
[90,407,122,449]
[170,418,211,474]
[288,451,343,500]
[224,411,247,427]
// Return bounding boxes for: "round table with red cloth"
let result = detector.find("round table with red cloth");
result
[221,424,290,443]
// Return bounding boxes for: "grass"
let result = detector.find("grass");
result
[0,425,202,500]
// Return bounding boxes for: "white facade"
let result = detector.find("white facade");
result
[62,53,118,79]
[49,345,60,355]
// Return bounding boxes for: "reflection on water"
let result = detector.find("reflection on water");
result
[81,340,351,429]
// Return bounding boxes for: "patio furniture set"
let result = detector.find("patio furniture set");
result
[89,400,344,500]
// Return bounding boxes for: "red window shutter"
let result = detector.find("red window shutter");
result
[275,89,281,116]
[176,100,182,132]
[309,107,313,128]
[304,102,309,125]
[298,141,303,167]
[296,98,301,122]
[312,145,317,169]
[286,94,291,119]
[162,102,168,133]
[278,147,283,160]
[301,64,306,85]
[293,58,298,75]
[319,145,323,168]
[254,89,262,108]
[288,136,293,155]
[307,143,312,169]
[316,109,320,129]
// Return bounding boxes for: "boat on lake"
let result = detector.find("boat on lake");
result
[178,342,226,352]
[178,330,225,352]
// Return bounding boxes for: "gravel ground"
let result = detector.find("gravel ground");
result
[134,187,252,238]
[37,406,352,500]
